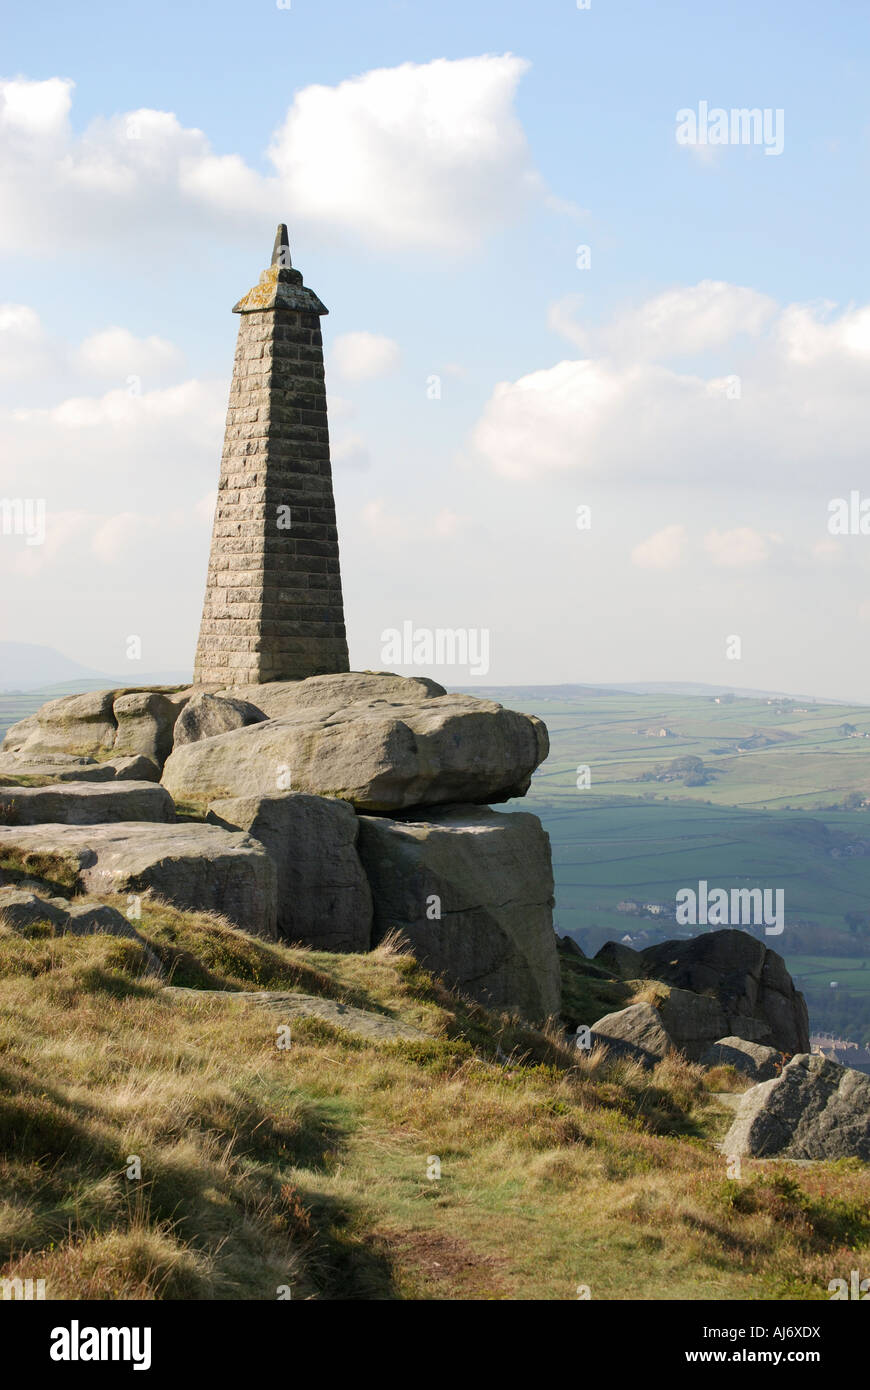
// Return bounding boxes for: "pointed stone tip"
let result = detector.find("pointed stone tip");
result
[271,223,290,267]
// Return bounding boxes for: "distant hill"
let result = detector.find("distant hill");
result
[0,643,191,694]
[0,642,111,691]
[455,680,852,705]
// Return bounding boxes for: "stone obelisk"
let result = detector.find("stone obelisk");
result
[193,225,350,685]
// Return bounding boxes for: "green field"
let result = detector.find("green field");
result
[471,687,870,1042]
[472,688,870,812]
[525,800,870,933]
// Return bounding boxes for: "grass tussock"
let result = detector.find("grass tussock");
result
[0,849,79,895]
[0,899,867,1301]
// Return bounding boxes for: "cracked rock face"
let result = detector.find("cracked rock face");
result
[0,823,277,939]
[207,791,372,952]
[356,804,559,1023]
[722,1053,870,1159]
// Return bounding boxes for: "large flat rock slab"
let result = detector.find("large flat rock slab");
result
[722,1053,870,1160]
[207,792,372,951]
[162,694,548,813]
[0,781,174,825]
[0,823,276,938]
[165,987,427,1041]
[216,671,446,718]
[357,805,559,1023]
[0,754,160,784]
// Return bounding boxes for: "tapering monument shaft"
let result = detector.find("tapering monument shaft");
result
[193,225,350,685]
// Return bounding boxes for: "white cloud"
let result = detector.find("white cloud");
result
[0,59,548,258]
[811,536,846,565]
[194,490,217,525]
[361,498,406,539]
[549,281,775,361]
[471,286,870,488]
[602,280,776,361]
[269,55,539,252]
[360,498,470,540]
[0,376,226,523]
[11,378,221,441]
[631,524,688,570]
[0,304,187,397]
[90,511,157,563]
[331,331,400,382]
[326,392,354,420]
[547,295,588,350]
[776,301,870,364]
[75,328,183,379]
[704,526,772,568]
[432,508,471,537]
[332,433,371,470]
[0,76,71,137]
[472,357,696,480]
[0,82,271,252]
[0,302,53,379]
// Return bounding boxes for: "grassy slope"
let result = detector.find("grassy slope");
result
[2,898,869,1301]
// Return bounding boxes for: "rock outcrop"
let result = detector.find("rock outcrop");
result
[722,1053,870,1160]
[0,672,557,1021]
[0,887,164,976]
[174,693,266,748]
[635,931,809,1055]
[0,754,160,784]
[356,805,559,1022]
[558,934,585,959]
[0,886,70,931]
[2,689,118,758]
[2,687,193,769]
[0,823,277,938]
[112,691,188,763]
[161,693,548,813]
[0,780,175,825]
[594,941,643,978]
[655,985,729,1061]
[216,671,446,718]
[207,792,372,951]
[590,1002,674,1068]
[701,1036,785,1081]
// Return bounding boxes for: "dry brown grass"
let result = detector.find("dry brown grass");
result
[0,902,868,1301]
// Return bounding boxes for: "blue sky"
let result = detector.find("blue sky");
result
[2,1,870,696]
